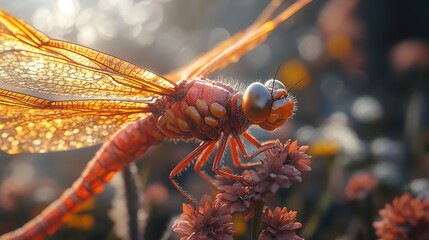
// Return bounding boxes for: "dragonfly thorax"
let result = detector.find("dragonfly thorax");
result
[156,79,251,141]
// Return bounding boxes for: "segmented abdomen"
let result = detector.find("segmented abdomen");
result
[0,115,164,240]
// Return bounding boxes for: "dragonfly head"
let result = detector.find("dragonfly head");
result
[242,79,295,131]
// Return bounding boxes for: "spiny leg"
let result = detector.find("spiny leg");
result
[242,132,263,148]
[169,141,213,203]
[230,137,260,168]
[234,135,276,159]
[242,131,278,148]
[193,141,218,188]
[228,132,278,168]
[212,135,242,181]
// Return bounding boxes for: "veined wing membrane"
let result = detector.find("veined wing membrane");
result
[0,9,175,154]
[0,46,165,102]
[165,0,311,81]
[0,8,177,99]
[0,88,154,154]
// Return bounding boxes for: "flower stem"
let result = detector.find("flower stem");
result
[251,200,264,240]
[365,195,376,240]
[122,163,142,240]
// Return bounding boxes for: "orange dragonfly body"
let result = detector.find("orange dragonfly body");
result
[0,1,311,239]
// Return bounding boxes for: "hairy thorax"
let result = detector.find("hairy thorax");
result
[156,79,251,141]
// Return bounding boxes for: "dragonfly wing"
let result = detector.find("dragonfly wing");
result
[165,0,311,81]
[0,8,177,100]
[0,89,154,154]
[0,9,173,154]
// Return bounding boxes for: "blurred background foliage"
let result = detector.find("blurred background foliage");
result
[0,0,428,239]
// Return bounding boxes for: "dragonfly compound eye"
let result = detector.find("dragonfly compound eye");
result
[242,82,273,123]
[264,79,286,92]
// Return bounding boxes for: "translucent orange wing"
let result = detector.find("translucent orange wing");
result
[1,90,152,154]
[0,9,176,154]
[165,0,312,82]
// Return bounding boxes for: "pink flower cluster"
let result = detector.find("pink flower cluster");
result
[173,139,311,239]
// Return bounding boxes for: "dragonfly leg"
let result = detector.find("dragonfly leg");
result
[229,133,277,168]
[193,141,218,188]
[212,135,242,181]
[230,137,259,168]
[169,141,213,203]
[242,132,278,148]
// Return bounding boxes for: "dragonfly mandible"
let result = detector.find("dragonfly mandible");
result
[0,0,311,239]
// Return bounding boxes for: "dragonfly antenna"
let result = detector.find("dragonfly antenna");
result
[288,77,305,93]
[271,64,283,93]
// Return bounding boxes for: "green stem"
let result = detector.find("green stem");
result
[301,156,335,238]
[251,200,265,240]
[301,186,331,238]
[365,196,376,240]
[122,163,142,240]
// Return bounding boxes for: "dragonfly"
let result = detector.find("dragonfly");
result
[0,0,311,239]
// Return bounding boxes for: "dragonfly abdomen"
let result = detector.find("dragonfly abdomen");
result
[0,116,165,240]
